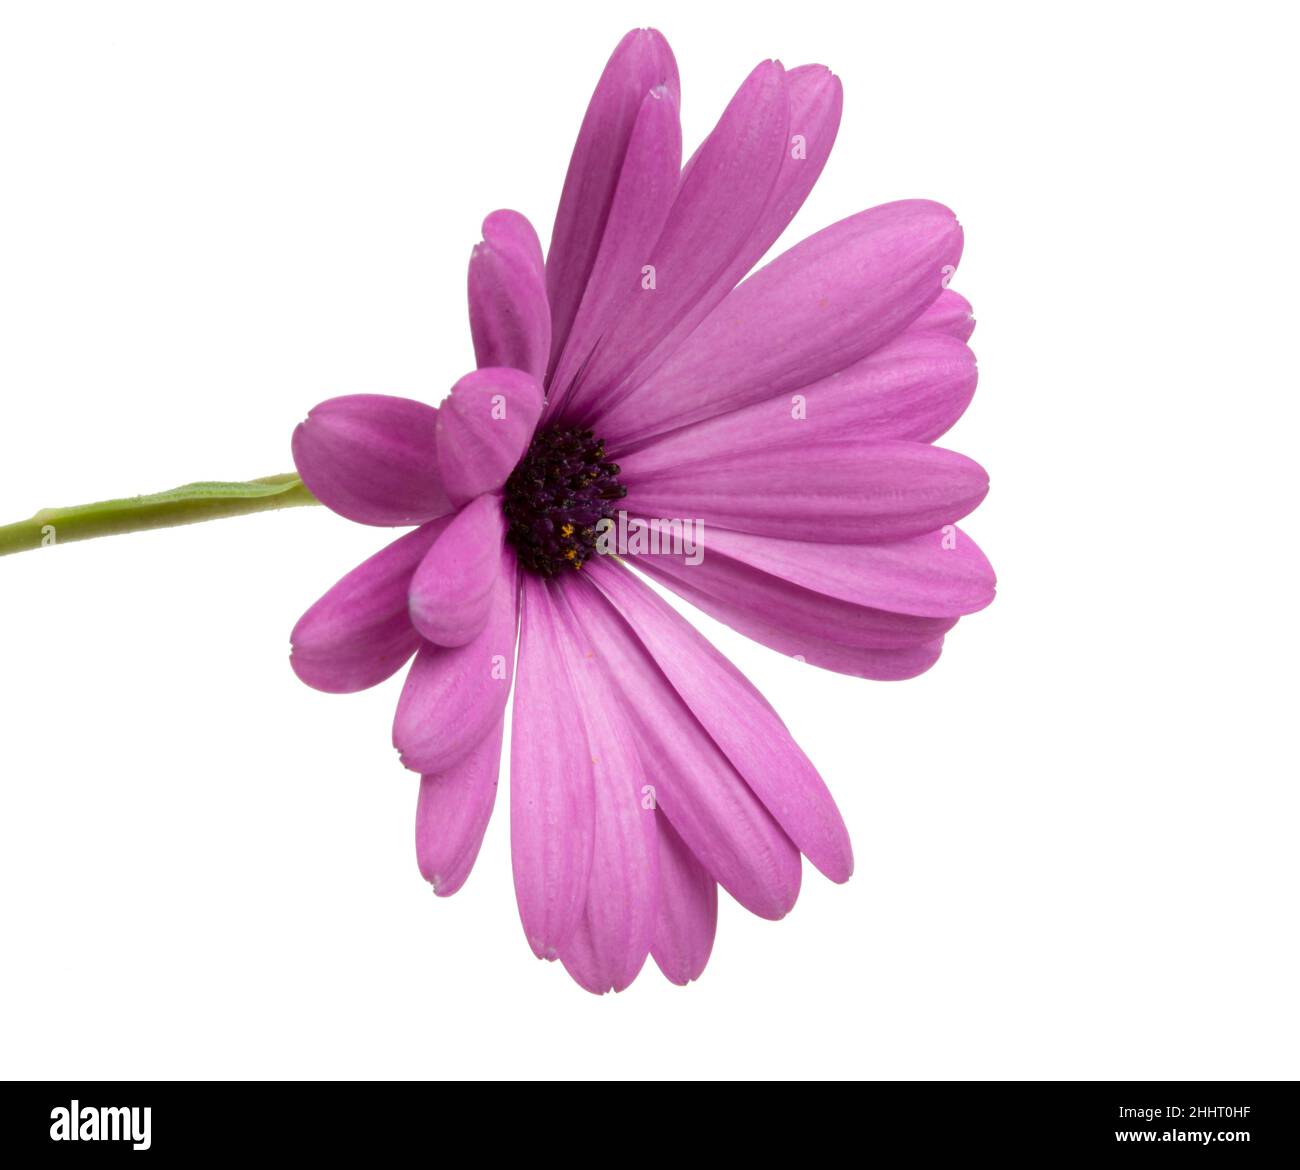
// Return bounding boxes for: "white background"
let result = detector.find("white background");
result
[1,1,1296,1080]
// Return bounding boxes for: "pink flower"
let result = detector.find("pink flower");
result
[290,29,994,993]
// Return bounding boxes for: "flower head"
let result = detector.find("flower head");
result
[290,29,993,992]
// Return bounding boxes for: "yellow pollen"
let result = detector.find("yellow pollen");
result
[560,523,574,537]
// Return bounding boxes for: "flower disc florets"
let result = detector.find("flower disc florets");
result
[503,425,627,576]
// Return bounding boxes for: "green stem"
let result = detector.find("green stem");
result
[0,473,320,557]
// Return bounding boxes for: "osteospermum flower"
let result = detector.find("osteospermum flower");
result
[289,28,994,993]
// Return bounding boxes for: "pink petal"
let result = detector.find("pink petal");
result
[546,83,682,418]
[510,576,596,958]
[597,63,842,420]
[629,542,956,650]
[290,520,448,693]
[468,210,551,381]
[391,547,518,775]
[625,332,978,473]
[677,62,841,289]
[590,558,853,884]
[546,28,679,376]
[550,586,658,994]
[408,494,506,647]
[683,525,996,618]
[651,816,718,986]
[434,367,543,507]
[908,287,975,341]
[755,61,843,232]
[565,571,801,919]
[634,561,946,681]
[415,715,504,897]
[622,436,989,544]
[561,60,791,421]
[795,331,977,443]
[292,394,452,526]
[597,200,964,450]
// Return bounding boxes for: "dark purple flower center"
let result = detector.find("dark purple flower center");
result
[503,425,627,576]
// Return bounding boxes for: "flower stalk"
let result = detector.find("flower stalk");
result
[0,473,319,557]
